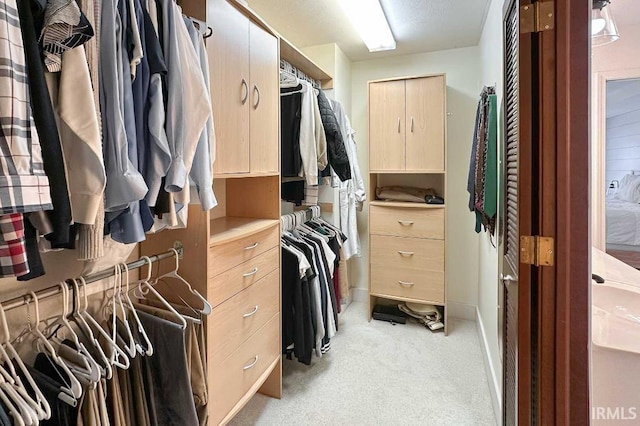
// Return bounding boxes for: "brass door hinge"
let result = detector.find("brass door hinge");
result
[520,236,554,266]
[520,1,555,34]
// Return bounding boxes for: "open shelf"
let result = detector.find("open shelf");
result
[369,200,445,209]
[280,37,333,89]
[210,217,280,246]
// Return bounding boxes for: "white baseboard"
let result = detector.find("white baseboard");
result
[476,307,502,425]
[351,287,369,303]
[447,301,476,321]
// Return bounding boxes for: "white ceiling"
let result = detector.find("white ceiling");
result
[607,79,640,118]
[247,0,491,62]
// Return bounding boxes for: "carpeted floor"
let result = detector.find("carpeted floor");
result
[229,301,496,426]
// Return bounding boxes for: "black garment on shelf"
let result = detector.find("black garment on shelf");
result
[17,0,72,246]
[281,246,314,365]
[281,181,305,206]
[281,86,303,177]
[317,90,351,182]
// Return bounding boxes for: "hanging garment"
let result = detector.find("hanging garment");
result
[467,87,498,235]
[317,90,351,182]
[0,0,52,215]
[296,81,324,185]
[280,87,303,177]
[0,214,29,277]
[17,0,73,249]
[331,100,365,259]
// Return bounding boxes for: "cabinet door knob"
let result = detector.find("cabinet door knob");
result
[397,117,401,133]
[411,116,414,132]
[243,356,259,370]
[253,85,260,108]
[398,281,415,287]
[241,79,248,104]
[242,305,259,318]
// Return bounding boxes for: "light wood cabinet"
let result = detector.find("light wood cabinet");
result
[369,75,446,172]
[367,74,448,333]
[369,80,406,171]
[210,1,279,176]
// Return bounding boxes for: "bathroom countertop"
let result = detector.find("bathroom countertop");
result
[592,247,640,288]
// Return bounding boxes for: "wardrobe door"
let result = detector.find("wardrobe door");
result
[369,80,406,171]
[210,0,250,174]
[405,76,446,171]
[249,22,279,174]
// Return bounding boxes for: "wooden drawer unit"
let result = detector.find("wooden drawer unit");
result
[209,246,279,307]
[370,205,444,239]
[209,224,279,277]
[370,235,444,303]
[210,314,280,425]
[209,269,280,363]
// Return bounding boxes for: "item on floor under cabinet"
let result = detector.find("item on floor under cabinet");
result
[372,304,407,324]
[398,302,444,331]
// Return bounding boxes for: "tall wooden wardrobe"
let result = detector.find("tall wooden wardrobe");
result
[141,0,283,424]
[367,74,449,334]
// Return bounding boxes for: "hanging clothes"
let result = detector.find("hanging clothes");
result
[467,87,498,236]
[330,99,366,259]
[317,90,351,182]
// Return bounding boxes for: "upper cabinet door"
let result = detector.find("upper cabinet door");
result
[249,22,279,174]
[405,76,446,171]
[369,80,406,171]
[209,0,250,174]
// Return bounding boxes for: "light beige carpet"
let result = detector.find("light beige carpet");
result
[229,301,496,426]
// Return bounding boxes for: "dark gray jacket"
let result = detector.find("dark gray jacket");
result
[317,90,351,182]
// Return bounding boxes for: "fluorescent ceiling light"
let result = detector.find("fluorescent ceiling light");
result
[340,0,396,52]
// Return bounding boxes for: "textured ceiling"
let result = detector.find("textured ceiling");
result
[607,78,640,118]
[247,0,491,61]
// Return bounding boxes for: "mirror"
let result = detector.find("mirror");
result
[604,78,640,268]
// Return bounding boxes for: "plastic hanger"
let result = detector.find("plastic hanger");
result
[0,302,51,420]
[76,277,130,371]
[134,257,187,329]
[110,266,137,358]
[118,263,153,356]
[69,279,112,380]
[25,291,83,400]
[153,251,212,315]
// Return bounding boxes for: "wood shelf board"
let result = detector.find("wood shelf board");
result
[279,37,333,86]
[214,171,280,179]
[369,200,445,209]
[370,170,446,174]
[210,217,280,246]
[369,292,446,307]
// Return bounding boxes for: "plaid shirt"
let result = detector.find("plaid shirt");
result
[0,0,53,214]
[0,213,28,277]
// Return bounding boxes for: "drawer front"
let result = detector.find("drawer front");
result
[210,225,279,277]
[209,269,280,363]
[370,235,444,303]
[209,246,279,306]
[210,314,280,425]
[370,205,444,239]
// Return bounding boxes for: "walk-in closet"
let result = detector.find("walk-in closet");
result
[0,0,523,424]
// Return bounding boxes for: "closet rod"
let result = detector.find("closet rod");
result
[1,248,179,311]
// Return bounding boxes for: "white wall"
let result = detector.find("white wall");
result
[477,0,504,420]
[350,46,481,313]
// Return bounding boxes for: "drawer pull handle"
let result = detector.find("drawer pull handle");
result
[398,251,414,257]
[242,305,259,318]
[244,242,259,250]
[243,267,259,277]
[397,220,414,226]
[398,281,415,287]
[243,356,259,370]
[241,79,248,104]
